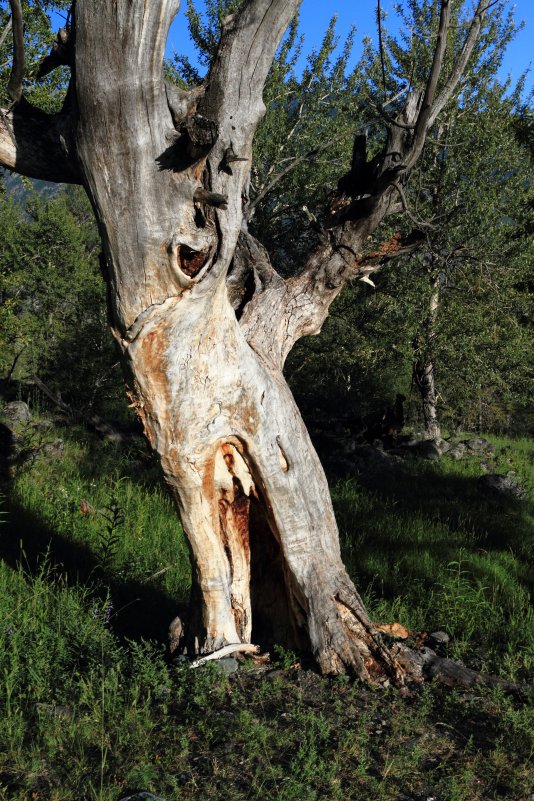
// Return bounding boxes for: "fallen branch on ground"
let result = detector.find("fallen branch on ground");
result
[191,644,260,668]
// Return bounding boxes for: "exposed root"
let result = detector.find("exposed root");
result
[391,643,530,696]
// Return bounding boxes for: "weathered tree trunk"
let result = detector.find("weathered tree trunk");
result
[125,285,402,677]
[413,275,441,441]
[67,0,403,680]
[414,358,441,440]
[0,0,496,685]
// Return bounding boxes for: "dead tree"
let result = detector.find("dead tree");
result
[0,0,497,686]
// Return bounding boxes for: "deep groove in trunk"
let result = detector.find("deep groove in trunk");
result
[248,482,308,653]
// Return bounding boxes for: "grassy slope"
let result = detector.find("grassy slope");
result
[0,419,532,801]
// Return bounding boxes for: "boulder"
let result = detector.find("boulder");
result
[214,656,240,676]
[478,473,527,501]
[466,437,491,452]
[412,440,442,460]
[42,439,64,461]
[2,400,31,424]
[429,631,450,646]
[448,443,466,460]
[435,438,451,454]
[353,444,401,475]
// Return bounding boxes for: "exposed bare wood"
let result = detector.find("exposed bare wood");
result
[191,643,260,667]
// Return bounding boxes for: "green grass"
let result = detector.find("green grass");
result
[0,418,532,800]
[334,437,534,678]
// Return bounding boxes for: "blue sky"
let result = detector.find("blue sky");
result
[167,0,533,93]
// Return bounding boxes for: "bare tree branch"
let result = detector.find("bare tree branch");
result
[235,0,496,364]
[376,0,387,94]
[6,0,24,104]
[0,16,12,51]
[201,0,303,130]
[404,0,451,169]
[245,140,334,221]
[428,0,495,127]
[0,105,81,182]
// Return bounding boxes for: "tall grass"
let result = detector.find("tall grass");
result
[0,419,532,800]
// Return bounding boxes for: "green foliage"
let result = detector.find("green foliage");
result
[0,423,533,800]
[0,1,71,111]
[94,481,126,576]
[0,186,121,413]
[273,4,534,433]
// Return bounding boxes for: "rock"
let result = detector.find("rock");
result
[42,439,64,460]
[33,419,54,432]
[36,703,73,719]
[435,438,451,454]
[429,631,450,645]
[352,444,401,475]
[478,473,527,501]
[448,443,466,460]
[466,437,490,452]
[480,461,491,473]
[413,440,441,460]
[118,794,168,801]
[214,656,239,676]
[2,401,31,423]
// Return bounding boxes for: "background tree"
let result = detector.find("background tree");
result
[257,2,534,439]
[0,187,121,412]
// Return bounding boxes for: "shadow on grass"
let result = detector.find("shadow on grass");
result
[334,460,534,599]
[0,492,186,646]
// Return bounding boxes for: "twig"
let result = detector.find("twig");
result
[145,565,174,582]
[246,140,334,219]
[191,643,260,668]
[392,181,436,229]
[377,0,387,94]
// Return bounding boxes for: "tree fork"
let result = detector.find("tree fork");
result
[0,0,499,686]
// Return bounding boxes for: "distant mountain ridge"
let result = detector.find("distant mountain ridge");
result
[1,169,62,204]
